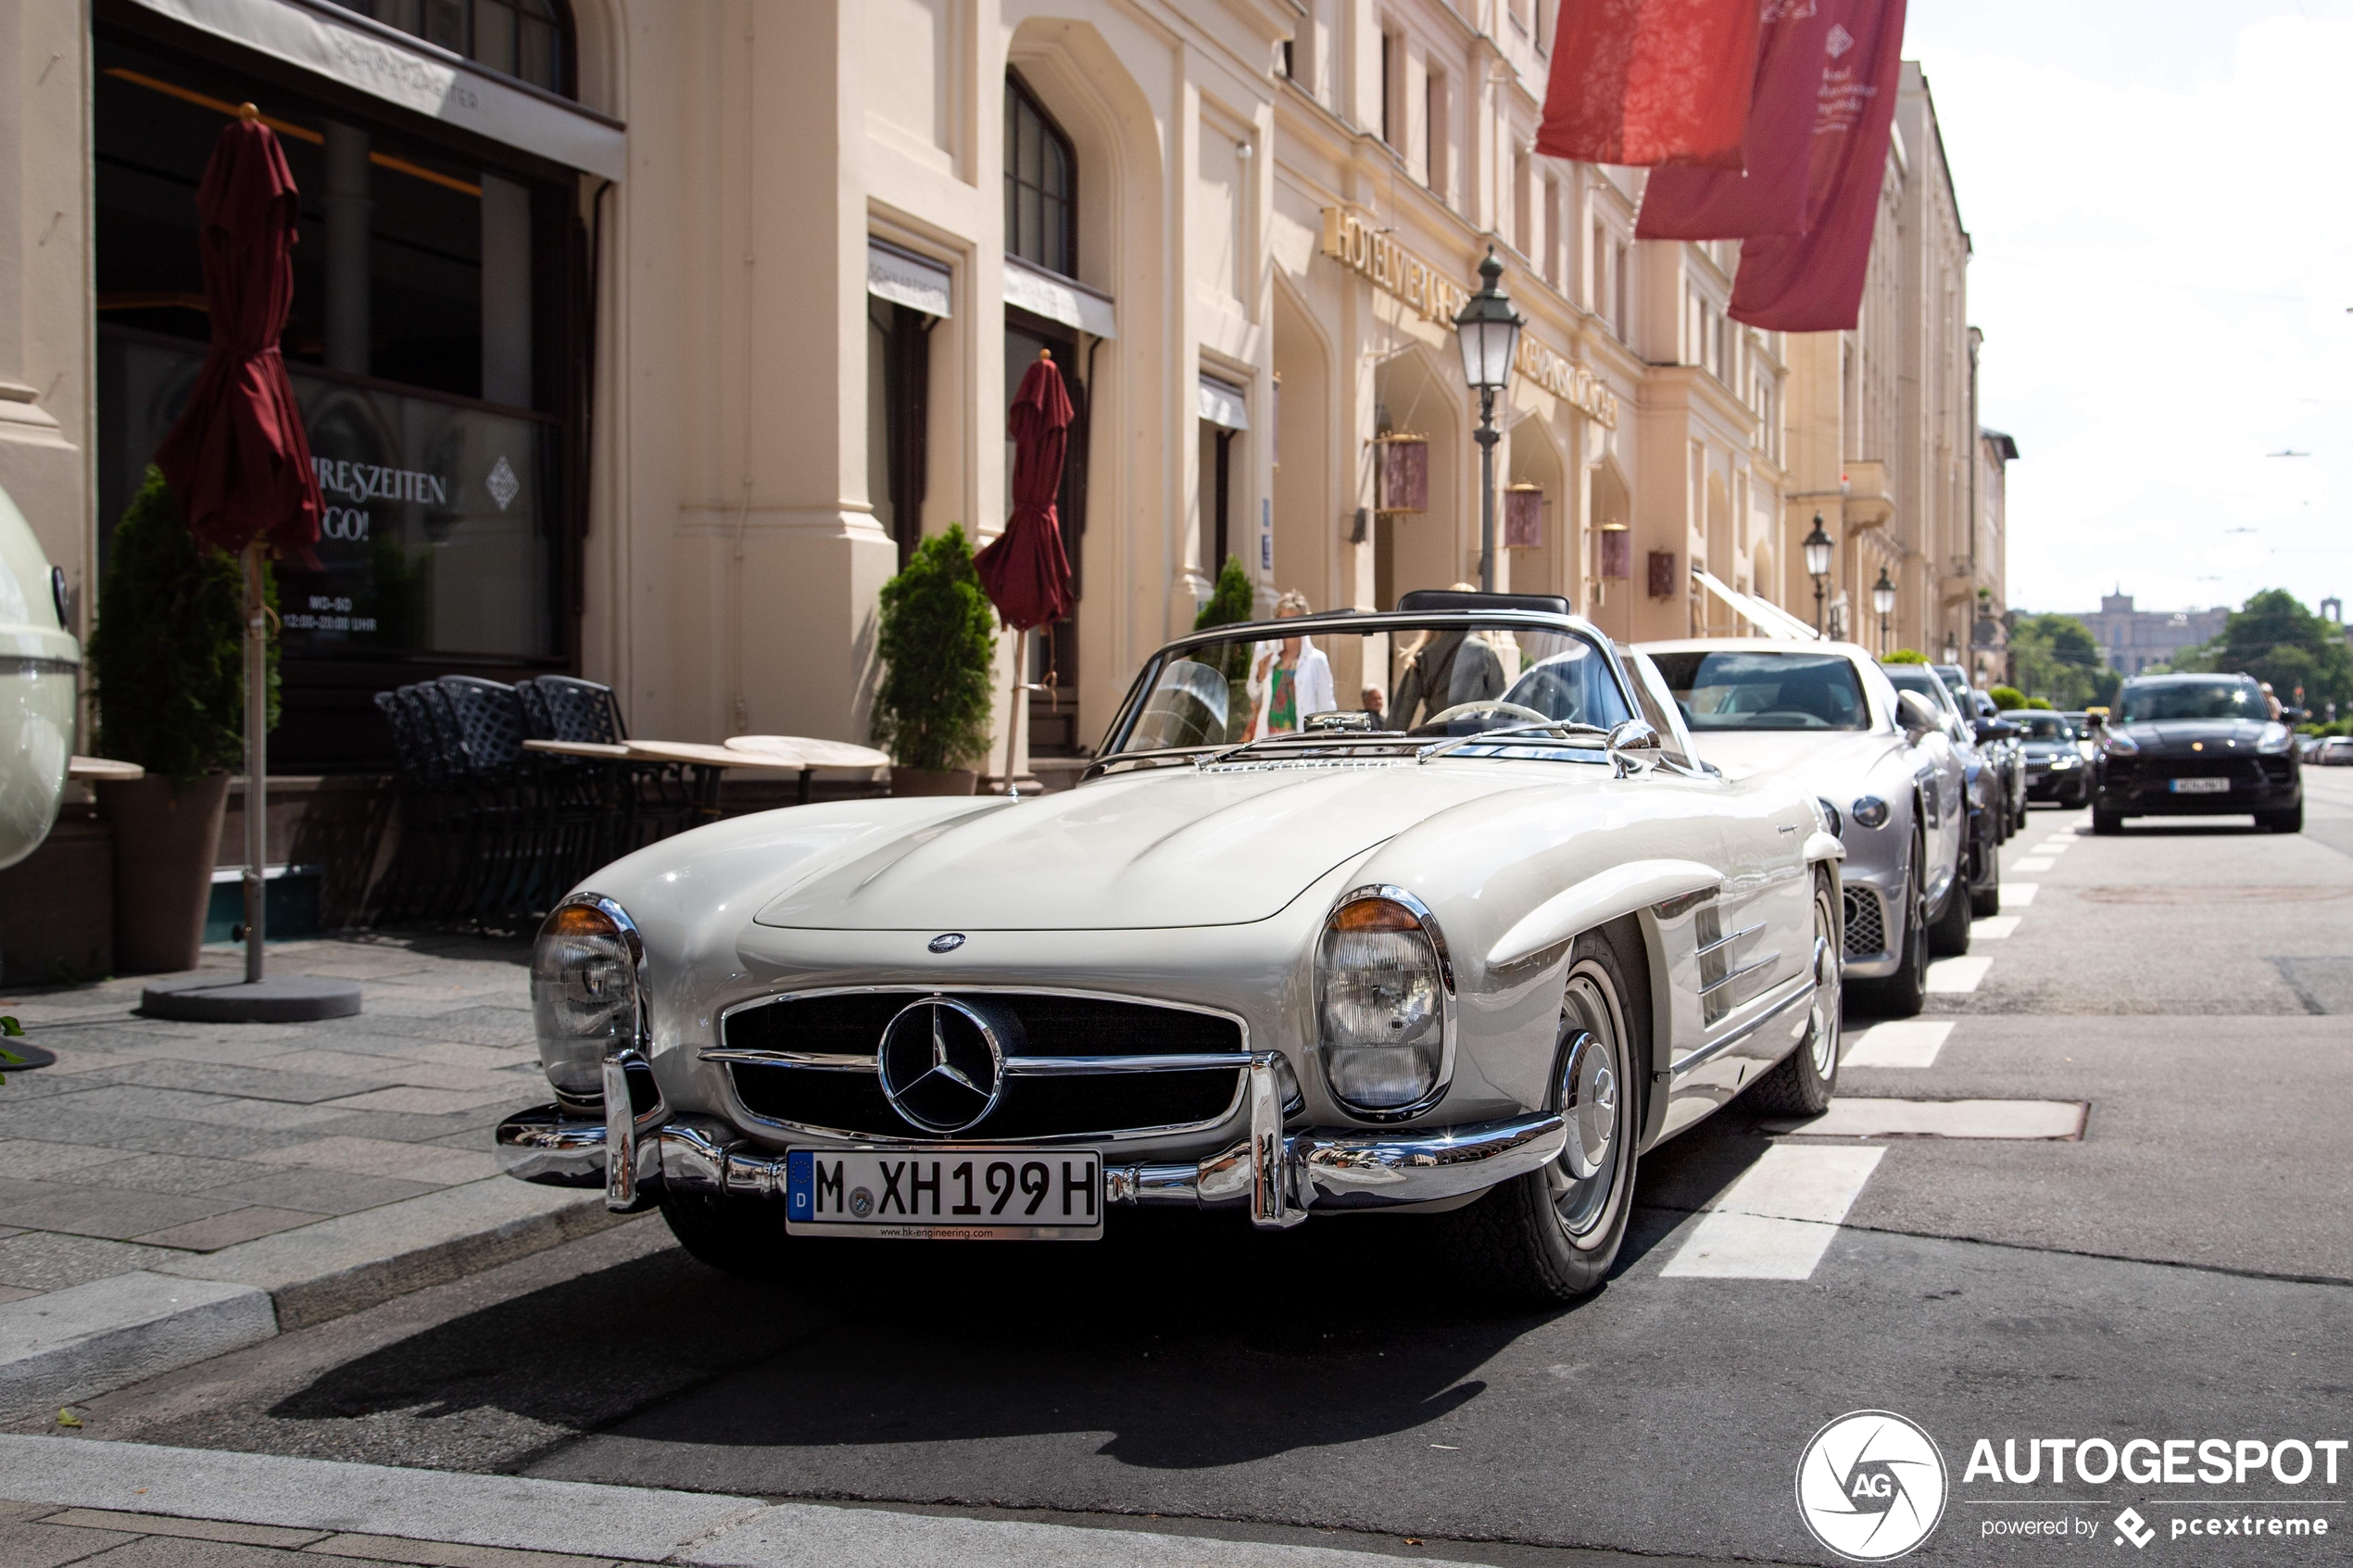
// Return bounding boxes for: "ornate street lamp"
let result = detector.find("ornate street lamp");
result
[1871,567,1897,653]
[1453,248,1524,594]
[1802,513,1835,633]
[1942,631,1961,666]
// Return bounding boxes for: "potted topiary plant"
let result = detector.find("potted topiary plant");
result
[86,468,276,972]
[872,524,996,796]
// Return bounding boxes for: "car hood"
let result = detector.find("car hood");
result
[752,763,1544,931]
[2115,718,2273,755]
[1686,729,1904,790]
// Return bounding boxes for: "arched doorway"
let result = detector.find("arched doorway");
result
[1370,347,1461,608]
[1505,415,1565,602]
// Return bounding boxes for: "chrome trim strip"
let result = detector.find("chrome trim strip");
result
[1692,921,1765,960]
[1002,1052,1249,1077]
[1697,950,1781,998]
[1669,974,1814,1077]
[700,1047,876,1071]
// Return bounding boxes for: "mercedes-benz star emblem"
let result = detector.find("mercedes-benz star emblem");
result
[928,933,966,953]
[877,997,1006,1134]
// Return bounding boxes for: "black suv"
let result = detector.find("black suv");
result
[2091,674,2301,834]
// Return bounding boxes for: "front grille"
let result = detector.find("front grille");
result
[1843,886,1886,959]
[720,990,1247,1141]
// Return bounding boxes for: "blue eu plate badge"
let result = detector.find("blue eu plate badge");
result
[786,1150,814,1221]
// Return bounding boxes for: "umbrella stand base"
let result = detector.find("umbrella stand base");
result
[141,975,362,1023]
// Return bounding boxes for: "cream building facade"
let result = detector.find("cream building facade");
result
[1,0,2004,775]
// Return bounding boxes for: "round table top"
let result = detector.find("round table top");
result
[522,739,633,759]
[623,739,824,771]
[69,755,145,781]
[724,734,892,770]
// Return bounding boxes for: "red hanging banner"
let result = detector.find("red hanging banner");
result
[1535,0,1763,169]
[1635,0,1860,241]
[1728,0,1908,332]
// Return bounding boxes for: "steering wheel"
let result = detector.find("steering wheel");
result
[1422,699,1560,730]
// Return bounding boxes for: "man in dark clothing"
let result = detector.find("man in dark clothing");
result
[1391,629,1505,731]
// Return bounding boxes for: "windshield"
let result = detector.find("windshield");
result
[1646,650,1870,731]
[2118,680,2268,723]
[1105,620,1632,756]
[1880,665,1953,713]
[2019,715,2076,741]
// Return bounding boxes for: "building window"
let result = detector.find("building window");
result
[1005,73,1076,279]
[1380,32,1399,147]
[1425,69,1448,200]
[332,0,572,96]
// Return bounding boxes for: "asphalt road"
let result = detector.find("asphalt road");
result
[33,770,2353,1567]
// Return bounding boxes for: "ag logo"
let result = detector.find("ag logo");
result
[1795,1411,1948,1561]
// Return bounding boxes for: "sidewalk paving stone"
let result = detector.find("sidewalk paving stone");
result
[0,932,600,1411]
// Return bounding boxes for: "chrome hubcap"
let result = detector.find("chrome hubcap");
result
[1561,1032,1617,1180]
[1807,901,1841,1077]
[1550,962,1629,1245]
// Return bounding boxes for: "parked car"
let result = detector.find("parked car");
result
[499,593,1846,1302]
[2313,736,2353,767]
[0,483,78,870]
[2015,711,2091,808]
[1641,639,1967,1018]
[1880,661,2005,920]
[1934,666,2023,840]
[2092,673,2302,834]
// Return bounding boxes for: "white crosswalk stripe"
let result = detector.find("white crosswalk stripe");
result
[1660,1147,1885,1280]
[2001,882,2039,908]
[1971,914,2021,939]
[1925,955,1992,992]
[2013,856,2056,872]
[1843,1020,1955,1068]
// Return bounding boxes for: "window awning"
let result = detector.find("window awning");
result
[1197,374,1249,432]
[868,240,951,319]
[1692,568,1821,641]
[123,0,627,180]
[1003,254,1117,339]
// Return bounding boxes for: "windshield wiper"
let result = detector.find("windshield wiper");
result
[1416,721,1610,764]
[1192,730,1413,771]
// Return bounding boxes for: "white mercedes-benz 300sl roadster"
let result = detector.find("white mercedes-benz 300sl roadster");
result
[497,591,1845,1300]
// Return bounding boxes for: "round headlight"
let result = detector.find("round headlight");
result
[530,897,642,1101]
[1317,894,1450,1114]
[1849,795,1891,830]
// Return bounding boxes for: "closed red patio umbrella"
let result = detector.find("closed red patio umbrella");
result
[146,106,355,1022]
[975,351,1075,791]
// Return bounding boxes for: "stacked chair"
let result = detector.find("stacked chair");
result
[371,674,703,928]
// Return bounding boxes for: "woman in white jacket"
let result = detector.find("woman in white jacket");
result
[1244,591,1336,738]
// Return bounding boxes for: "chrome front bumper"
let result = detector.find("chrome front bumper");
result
[497,1054,1567,1231]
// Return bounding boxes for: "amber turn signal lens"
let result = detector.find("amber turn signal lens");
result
[545,902,619,939]
[1331,899,1421,933]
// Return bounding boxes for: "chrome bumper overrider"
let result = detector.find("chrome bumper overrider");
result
[495,1054,1567,1230]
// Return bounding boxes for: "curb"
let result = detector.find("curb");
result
[3,1179,626,1418]
[0,1275,276,1424]
[0,1435,1488,1567]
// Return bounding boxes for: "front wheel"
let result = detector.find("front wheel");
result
[659,1189,794,1282]
[1440,930,1642,1303]
[2259,804,2303,834]
[1750,875,1842,1117]
[2092,807,2123,835]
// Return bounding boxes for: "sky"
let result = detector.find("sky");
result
[1901,0,2353,619]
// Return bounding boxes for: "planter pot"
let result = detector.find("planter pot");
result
[95,772,231,974]
[890,767,978,797]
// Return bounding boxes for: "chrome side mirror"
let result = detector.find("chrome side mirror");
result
[1606,719,1662,777]
[1895,691,1939,741]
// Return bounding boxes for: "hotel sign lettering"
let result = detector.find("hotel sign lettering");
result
[1320,206,1618,430]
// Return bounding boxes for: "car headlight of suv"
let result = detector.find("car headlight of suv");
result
[2102,731,2139,756]
[1316,887,1453,1117]
[531,895,643,1104]
[2258,722,2294,755]
[1849,795,1891,830]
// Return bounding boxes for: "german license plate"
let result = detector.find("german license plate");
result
[2169,776,2231,795]
[783,1148,1102,1240]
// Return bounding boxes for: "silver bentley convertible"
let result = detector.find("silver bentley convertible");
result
[498,591,1846,1300]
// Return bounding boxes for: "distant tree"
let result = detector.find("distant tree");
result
[1987,684,2025,710]
[2007,613,2110,709]
[1882,647,1928,664]
[2022,697,2054,709]
[2201,589,2353,711]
